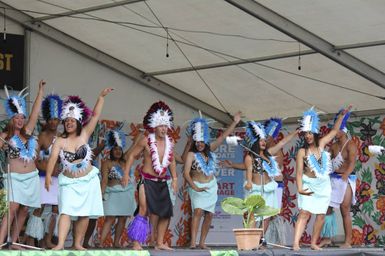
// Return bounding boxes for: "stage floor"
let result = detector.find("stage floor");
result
[0,247,383,256]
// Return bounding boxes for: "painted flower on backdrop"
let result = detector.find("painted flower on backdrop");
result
[376,196,385,213]
[352,228,364,245]
[359,122,376,142]
[356,181,373,204]
[362,224,378,244]
[358,140,371,163]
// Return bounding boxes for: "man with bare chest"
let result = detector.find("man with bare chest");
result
[125,101,177,250]
[320,111,357,248]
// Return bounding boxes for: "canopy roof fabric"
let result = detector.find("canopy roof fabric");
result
[2,0,385,123]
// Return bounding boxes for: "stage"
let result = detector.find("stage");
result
[0,247,383,256]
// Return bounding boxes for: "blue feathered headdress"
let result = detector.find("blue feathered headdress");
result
[244,121,266,147]
[42,94,63,120]
[300,107,319,134]
[3,86,28,118]
[264,118,282,139]
[333,108,350,133]
[105,128,127,150]
[188,118,210,144]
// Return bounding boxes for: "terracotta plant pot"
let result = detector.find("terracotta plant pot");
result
[233,228,263,250]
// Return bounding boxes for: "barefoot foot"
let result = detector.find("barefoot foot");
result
[155,244,174,251]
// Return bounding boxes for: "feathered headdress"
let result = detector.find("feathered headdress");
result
[143,101,173,131]
[42,94,63,120]
[188,118,210,144]
[300,107,319,134]
[105,128,126,150]
[61,96,92,125]
[264,118,282,139]
[3,85,28,118]
[244,121,266,147]
[333,108,350,133]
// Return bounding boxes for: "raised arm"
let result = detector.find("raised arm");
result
[319,106,352,148]
[25,80,45,134]
[210,111,241,151]
[45,138,62,191]
[82,88,113,139]
[268,130,298,155]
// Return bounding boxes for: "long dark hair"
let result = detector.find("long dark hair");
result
[189,142,211,158]
[249,139,271,158]
[61,119,82,138]
[302,132,320,149]
[5,117,30,140]
[109,146,125,162]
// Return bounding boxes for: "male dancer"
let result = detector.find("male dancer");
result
[125,101,177,250]
[320,110,357,248]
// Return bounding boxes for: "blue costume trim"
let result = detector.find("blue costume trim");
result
[194,152,217,176]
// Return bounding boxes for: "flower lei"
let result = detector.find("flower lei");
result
[148,133,173,176]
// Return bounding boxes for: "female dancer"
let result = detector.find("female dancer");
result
[99,128,136,248]
[45,88,113,250]
[293,106,351,251]
[0,81,45,248]
[242,121,297,231]
[183,112,241,249]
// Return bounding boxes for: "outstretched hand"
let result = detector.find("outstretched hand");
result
[39,80,46,91]
[233,111,242,124]
[342,105,352,115]
[100,88,114,97]
[298,188,314,196]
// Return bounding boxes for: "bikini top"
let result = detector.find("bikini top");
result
[7,135,38,162]
[191,152,216,176]
[305,147,331,177]
[39,137,56,160]
[59,144,93,174]
[331,139,349,171]
[252,155,281,178]
[108,164,125,181]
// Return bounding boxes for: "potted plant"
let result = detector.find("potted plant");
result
[221,194,280,250]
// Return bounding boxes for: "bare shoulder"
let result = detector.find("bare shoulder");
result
[297,148,305,156]
[347,140,358,152]
[0,132,6,139]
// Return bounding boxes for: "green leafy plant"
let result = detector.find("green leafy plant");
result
[221,194,280,228]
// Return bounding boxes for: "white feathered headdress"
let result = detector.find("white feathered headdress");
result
[3,85,28,118]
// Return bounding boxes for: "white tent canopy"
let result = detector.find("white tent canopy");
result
[2,0,385,124]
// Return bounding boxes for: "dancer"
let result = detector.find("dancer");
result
[292,106,351,251]
[25,93,63,248]
[242,121,297,231]
[125,101,177,250]
[0,81,45,249]
[45,88,113,250]
[184,113,241,249]
[99,128,136,248]
[320,109,357,248]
